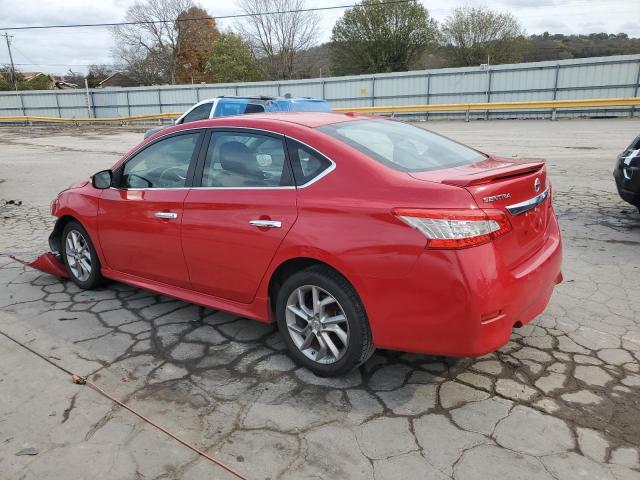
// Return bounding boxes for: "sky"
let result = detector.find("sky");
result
[0,0,638,75]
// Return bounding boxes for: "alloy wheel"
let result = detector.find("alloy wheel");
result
[65,230,92,282]
[285,285,350,364]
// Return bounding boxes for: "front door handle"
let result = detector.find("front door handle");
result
[249,220,282,228]
[154,211,178,220]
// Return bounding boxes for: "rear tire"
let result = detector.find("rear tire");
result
[276,265,375,377]
[61,221,104,289]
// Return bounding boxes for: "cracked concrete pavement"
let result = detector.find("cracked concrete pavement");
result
[0,119,639,480]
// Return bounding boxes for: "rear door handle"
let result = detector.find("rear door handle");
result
[249,220,282,228]
[154,212,178,220]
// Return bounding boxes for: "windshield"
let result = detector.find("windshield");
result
[318,119,485,172]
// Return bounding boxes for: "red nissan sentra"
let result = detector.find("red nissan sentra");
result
[38,112,562,376]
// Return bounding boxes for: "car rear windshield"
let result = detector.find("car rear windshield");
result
[318,119,485,172]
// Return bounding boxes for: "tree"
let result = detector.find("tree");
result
[206,32,265,83]
[175,6,220,83]
[64,69,85,87]
[294,43,332,78]
[235,0,319,80]
[111,0,194,84]
[0,66,17,90]
[524,32,640,62]
[86,65,116,88]
[0,67,52,91]
[330,0,438,75]
[442,6,525,67]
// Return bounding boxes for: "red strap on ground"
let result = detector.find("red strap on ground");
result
[72,374,249,480]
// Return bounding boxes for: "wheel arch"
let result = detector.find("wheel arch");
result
[49,215,80,253]
[267,256,359,315]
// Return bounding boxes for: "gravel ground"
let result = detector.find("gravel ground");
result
[0,119,639,480]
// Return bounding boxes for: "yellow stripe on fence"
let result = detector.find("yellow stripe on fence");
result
[0,97,638,124]
[0,112,181,124]
[333,97,640,114]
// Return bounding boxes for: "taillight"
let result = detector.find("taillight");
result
[50,197,59,215]
[393,208,512,249]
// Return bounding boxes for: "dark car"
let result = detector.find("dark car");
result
[613,134,640,210]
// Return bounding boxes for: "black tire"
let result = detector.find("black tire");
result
[276,265,375,376]
[61,221,104,289]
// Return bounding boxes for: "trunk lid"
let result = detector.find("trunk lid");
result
[410,156,550,267]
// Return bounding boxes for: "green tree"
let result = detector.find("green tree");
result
[86,65,115,88]
[442,6,525,66]
[0,66,17,91]
[330,0,438,75]
[21,74,53,90]
[0,67,52,91]
[524,32,640,62]
[206,33,265,83]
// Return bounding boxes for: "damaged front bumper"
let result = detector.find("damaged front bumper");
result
[10,226,69,278]
[11,251,68,278]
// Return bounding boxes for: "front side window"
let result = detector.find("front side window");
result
[181,102,213,123]
[318,119,485,172]
[121,133,199,188]
[201,132,291,188]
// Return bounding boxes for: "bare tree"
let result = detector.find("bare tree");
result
[235,0,319,80]
[111,0,194,84]
[442,6,525,67]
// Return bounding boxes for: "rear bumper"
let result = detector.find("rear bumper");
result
[366,212,563,357]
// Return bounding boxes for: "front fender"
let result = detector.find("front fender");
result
[51,186,105,266]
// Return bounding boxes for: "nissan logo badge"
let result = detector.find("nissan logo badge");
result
[534,177,541,193]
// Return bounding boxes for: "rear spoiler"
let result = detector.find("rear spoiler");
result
[441,160,545,187]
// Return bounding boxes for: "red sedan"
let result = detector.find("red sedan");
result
[36,112,562,376]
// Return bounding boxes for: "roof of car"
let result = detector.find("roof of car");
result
[145,112,372,143]
[197,111,364,128]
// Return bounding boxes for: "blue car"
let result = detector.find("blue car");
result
[144,96,331,138]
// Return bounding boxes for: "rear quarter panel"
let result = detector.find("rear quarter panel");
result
[257,127,480,328]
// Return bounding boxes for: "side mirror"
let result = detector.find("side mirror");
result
[92,170,112,189]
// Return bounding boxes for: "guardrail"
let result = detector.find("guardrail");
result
[0,112,179,124]
[0,97,638,124]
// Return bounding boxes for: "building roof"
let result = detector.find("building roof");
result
[21,71,54,82]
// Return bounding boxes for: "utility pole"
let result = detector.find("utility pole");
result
[3,32,18,91]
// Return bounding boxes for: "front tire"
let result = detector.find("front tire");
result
[62,221,104,289]
[276,265,374,376]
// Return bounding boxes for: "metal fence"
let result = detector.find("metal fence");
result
[1,54,639,121]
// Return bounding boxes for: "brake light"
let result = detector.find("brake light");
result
[393,208,512,249]
[50,197,59,215]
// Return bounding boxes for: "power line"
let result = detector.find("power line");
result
[12,62,104,67]
[0,0,414,31]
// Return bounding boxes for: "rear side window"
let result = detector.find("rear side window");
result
[181,102,213,123]
[244,103,265,114]
[287,140,332,185]
[201,132,292,188]
[214,99,265,117]
[318,119,485,172]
